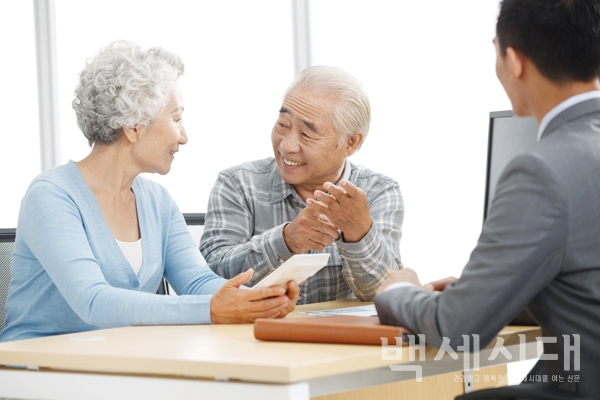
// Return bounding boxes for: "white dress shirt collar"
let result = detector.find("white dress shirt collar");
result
[537,90,600,141]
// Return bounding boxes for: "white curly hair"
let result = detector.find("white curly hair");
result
[284,65,371,150]
[72,40,184,146]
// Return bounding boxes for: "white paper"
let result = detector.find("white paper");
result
[299,304,377,317]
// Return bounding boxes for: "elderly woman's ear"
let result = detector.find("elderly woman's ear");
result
[121,126,141,144]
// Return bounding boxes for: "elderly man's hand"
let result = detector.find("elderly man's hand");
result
[309,180,372,243]
[283,206,341,254]
[210,269,292,324]
[376,268,423,295]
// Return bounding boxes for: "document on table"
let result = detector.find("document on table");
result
[299,304,377,317]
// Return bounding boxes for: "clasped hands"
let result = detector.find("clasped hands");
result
[283,180,373,253]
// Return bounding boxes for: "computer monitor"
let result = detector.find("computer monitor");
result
[484,111,539,219]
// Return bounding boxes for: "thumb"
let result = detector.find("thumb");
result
[227,269,254,288]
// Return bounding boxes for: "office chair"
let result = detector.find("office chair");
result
[183,213,206,247]
[156,213,207,296]
[0,228,16,333]
[456,383,594,400]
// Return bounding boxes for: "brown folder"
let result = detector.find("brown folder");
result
[254,315,406,346]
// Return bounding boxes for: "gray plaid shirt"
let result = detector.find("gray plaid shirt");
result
[200,158,403,304]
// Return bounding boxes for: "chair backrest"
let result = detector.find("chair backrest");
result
[0,228,16,333]
[158,213,206,296]
[183,213,206,248]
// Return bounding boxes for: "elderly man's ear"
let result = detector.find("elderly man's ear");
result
[344,132,364,157]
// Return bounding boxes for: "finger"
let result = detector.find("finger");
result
[249,296,289,313]
[307,198,342,233]
[426,277,458,291]
[247,285,286,300]
[286,281,300,301]
[339,180,362,199]
[317,213,333,224]
[303,199,330,218]
[318,216,341,240]
[307,231,335,248]
[323,182,347,197]
[250,306,285,321]
[307,197,331,212]
[313,191,340,209]
[315,219,340,240]
[226,269,254,288]
[423,283,435,292]
[307,199,337,227]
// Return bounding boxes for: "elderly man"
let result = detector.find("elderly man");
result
[200,66,403,304]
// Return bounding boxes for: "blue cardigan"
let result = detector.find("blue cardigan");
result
[0,161,227,342]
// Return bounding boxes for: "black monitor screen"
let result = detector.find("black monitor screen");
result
[484,111,538,219]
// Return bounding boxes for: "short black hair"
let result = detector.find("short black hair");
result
[496,0,600,82]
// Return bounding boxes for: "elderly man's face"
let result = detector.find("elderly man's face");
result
[272,87,354,196]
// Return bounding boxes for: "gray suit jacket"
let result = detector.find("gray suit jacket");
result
[375,98,600,395]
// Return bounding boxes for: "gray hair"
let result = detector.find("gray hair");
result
[284,65,371,149]
[72,40,184,146]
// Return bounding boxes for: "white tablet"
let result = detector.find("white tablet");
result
[253,254,330,289]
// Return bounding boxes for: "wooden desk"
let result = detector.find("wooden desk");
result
[0,300,540,400]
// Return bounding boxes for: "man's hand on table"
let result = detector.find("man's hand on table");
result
[376,268,459,295]
[423,276,458,293]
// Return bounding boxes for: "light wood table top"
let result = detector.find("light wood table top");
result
[0,300,541,384]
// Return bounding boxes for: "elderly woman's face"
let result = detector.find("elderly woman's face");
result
[134,84,187,175]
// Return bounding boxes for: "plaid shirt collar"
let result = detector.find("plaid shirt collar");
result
[269,158,353,205]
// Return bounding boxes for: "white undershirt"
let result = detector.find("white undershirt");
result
[115,238,143,275]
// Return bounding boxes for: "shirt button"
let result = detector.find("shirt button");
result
[277,257,285,263]
[132,281,139,289]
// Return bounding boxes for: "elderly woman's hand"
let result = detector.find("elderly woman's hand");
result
[276,280,299,318]
[209,269,298,323]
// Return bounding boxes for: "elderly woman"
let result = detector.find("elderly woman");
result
[0,41,298,342]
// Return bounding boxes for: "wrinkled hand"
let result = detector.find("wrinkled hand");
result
[283,205,340,254]
[309,180,372,243]
[210,269,291,323]
[276,280,300,318]
[376,268,423,295]
[423,276,458,294]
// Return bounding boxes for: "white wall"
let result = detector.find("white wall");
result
[309,0,512,284]
[0,1,40,228]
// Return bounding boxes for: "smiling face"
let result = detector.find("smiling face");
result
[133,83,187,175]
[271,87,361,199]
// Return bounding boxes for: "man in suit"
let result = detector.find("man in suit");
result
[374,0,600,395]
